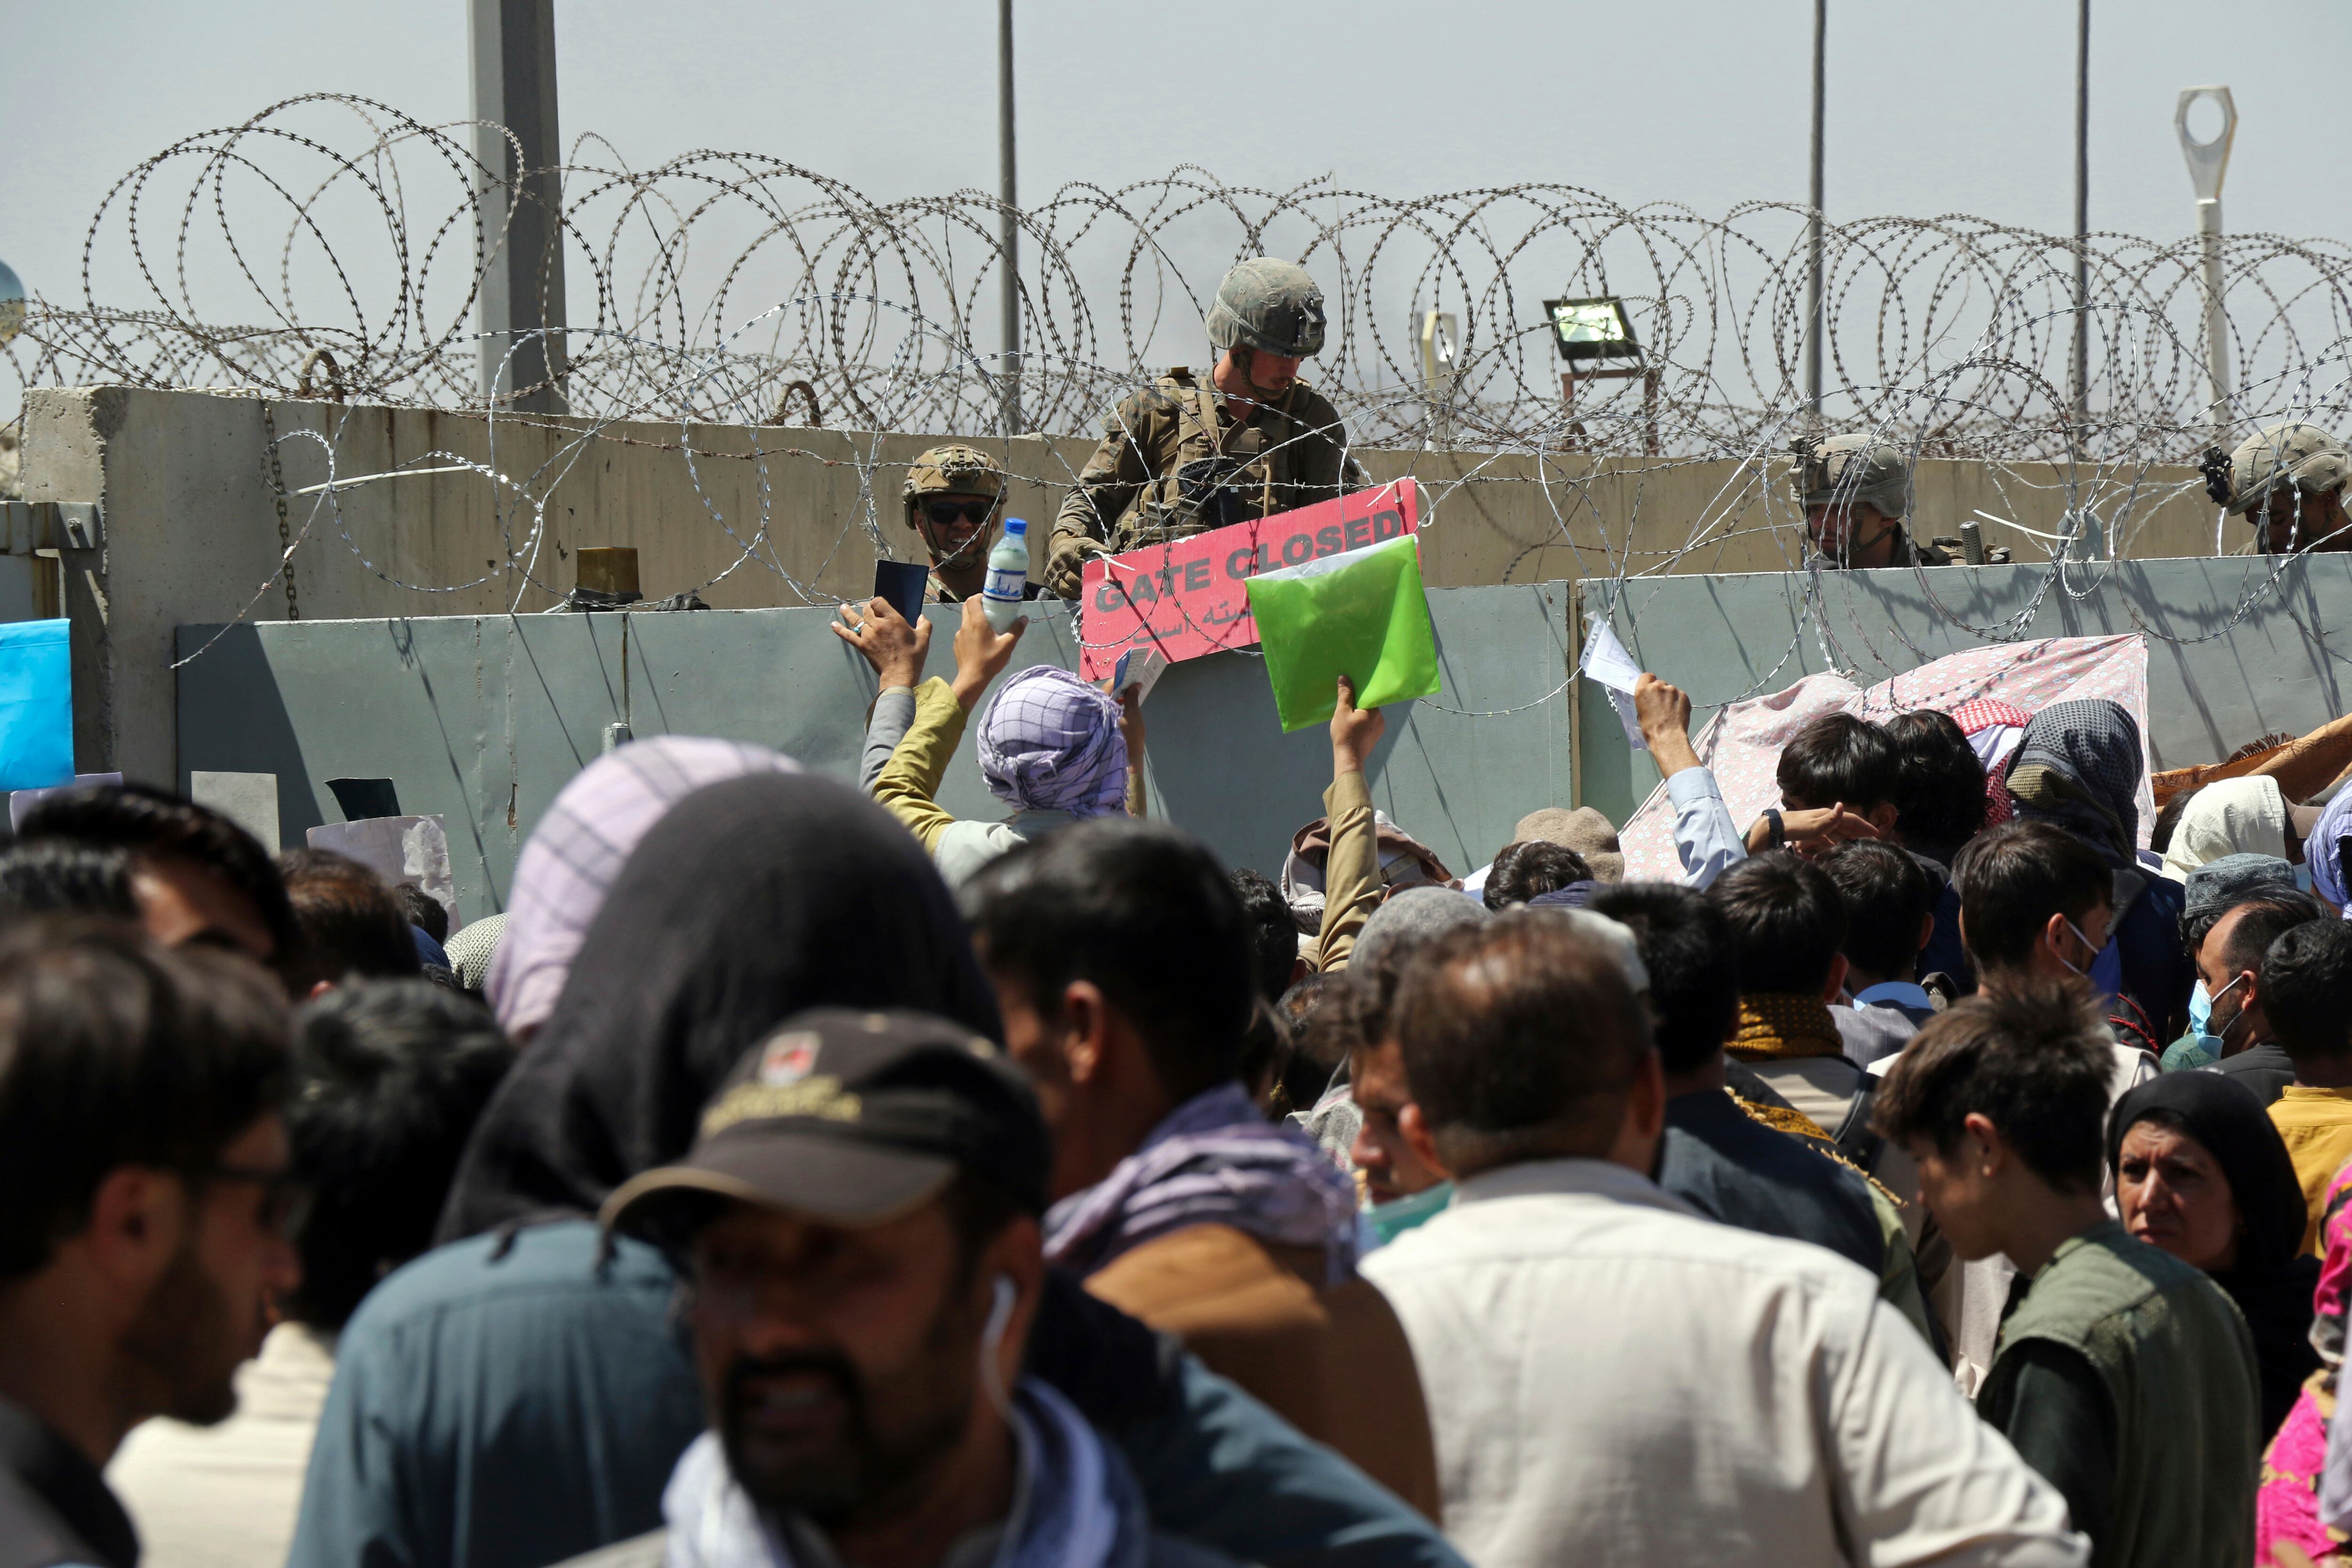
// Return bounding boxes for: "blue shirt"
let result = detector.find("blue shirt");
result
[1657,1089,1884,1275]
[1665,767,1747,891]
[286,1221,706,1568]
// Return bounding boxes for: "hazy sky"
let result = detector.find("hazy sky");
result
[5,0,2346,360]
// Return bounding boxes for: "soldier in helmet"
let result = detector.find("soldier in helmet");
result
[1789,433,1951,569]
[899,443,1042,603]
[2213,422,2352,555]
[1043,257,1367,599]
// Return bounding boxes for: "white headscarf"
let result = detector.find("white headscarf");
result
[2159,775,2290,884]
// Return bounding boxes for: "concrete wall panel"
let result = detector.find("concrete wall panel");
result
[177,583,1576,919]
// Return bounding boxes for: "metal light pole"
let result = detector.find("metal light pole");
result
[468,0,568,414]
[1804,0,1825,418]
[2069,0,2090,436]
[2177,86,2237,439]
[998,0,1023,434]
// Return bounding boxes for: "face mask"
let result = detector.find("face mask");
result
[2053,916,2101,980]
[2297,864,2316,894]
[2206,970,2250,1043]
[2187,980,2213,1034]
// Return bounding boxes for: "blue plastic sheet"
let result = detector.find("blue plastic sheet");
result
[0,619,74,791]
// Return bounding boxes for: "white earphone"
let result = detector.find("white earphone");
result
[978,1274,1017,1417]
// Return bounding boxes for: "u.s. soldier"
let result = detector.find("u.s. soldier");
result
[898,444,1042,604]
[1790,433,1951,569]
[2214,422,2352,555]
[1043,258,1367,599]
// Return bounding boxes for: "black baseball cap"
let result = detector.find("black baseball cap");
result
[601,1008,1050,1248]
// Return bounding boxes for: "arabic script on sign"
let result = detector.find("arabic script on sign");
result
[1077,481,1421,679]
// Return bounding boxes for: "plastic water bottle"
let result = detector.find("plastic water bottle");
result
[983,516,1030,632]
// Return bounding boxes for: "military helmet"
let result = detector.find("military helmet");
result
[1790,432,1910,518]
[1206,258,1328,360]
[2222,422,2351,516]
[901,445,1005,527]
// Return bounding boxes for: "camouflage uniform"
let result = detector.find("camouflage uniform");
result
[1045,257,1365,599]
[1044,370,1366,597]
[1790,432,1952,568]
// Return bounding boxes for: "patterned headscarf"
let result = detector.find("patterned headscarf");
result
[2310,787,2352,916]
[485,736,800,1036]
[1950,697,2034,828]
[2005,699,2144,869]
[976,666,1128,819]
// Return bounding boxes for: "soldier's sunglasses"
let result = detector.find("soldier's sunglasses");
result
[923,500,994,527]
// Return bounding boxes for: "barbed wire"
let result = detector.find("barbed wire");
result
[9,93,2352,707]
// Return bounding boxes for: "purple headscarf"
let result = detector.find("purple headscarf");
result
[2312,786,2352,917]
[485,736,799,1036]
[976,666,1128,819]
[1044,1081,1361,1283]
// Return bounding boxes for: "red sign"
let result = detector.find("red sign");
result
[1077,480,1421,679]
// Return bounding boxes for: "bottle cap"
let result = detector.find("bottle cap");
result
[1002,516,1027,536]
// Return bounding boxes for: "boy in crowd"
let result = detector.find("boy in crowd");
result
[1820,839,1938,1065]
[2257,920,2352,1252]
[1875,978,2258,1568]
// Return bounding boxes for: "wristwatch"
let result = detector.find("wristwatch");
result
[1761,808,1786,850]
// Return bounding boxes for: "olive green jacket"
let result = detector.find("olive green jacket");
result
[1980,1220,2257,1568]
[1046,369,1364,597]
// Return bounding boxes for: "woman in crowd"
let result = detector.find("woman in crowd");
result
[2108,1074,2320,1442]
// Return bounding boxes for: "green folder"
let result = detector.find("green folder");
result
[1244,533,1440,732]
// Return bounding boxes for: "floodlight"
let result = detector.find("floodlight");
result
[0,258,21,346]
[1542,296,1640,363]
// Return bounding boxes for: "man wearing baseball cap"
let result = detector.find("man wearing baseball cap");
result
[603,1007,1240,1568]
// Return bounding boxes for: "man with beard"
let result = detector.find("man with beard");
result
[0,919,300,1568]
[603,1007,1242,1568]
[1043,259,1365,599]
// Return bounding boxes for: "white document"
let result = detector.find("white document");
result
[307,814,461,932]
[1579,614,1650,751]
[1112,646,1169,703]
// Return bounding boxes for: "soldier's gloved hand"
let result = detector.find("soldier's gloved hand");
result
[1044,539,1107,601]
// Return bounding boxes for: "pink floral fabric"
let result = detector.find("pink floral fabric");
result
[2258,1161,2352,1565]
[1620,635,2153,881]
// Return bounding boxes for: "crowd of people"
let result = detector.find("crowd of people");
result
[8,613,2352,1568]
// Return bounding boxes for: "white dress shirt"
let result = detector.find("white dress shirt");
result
[1362,1158,2088,1568]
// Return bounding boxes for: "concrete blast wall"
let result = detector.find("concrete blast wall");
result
[25,385,2220,787]
[176,584,1576,919]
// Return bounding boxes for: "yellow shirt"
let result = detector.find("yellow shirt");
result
[2269,1084,2352,1255]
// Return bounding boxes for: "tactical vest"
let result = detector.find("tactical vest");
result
[1981,1222,2257,1568]
[1111,369,1315,552]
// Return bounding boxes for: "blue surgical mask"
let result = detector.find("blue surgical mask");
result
[2055,916,2102,980]
[2187,980,2213,1034]
[2298,863,2316,894]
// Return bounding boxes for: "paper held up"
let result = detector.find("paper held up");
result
[1244,532,1441,733]
[1579,613,1649,751]
[307,813,462,931]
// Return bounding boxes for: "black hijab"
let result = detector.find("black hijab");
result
[2107,1071,2320,1438]
[437,771,1003,1242]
